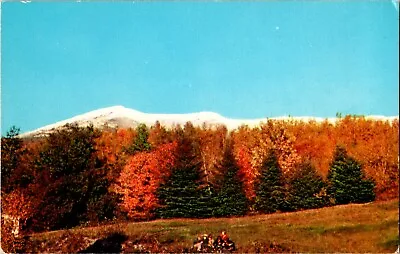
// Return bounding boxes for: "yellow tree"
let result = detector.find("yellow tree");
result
[198,125,227,188]
[252,121,301,177]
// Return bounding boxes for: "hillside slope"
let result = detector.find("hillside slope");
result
[27,200,399,253]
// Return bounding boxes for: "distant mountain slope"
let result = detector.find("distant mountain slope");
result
[19,105,399,138]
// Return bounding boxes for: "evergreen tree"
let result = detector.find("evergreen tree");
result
[197,185,218,218]
[127,123,151,154]
[287,161,328,210]
[156,166,200,218]
[33,124,119,230]
[157,124,214,218]
[1,126,25,193]
[255,150,285,213]
[327,146,375,205]
[214,138,248,217]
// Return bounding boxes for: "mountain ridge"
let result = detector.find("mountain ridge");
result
[19,105,399,138]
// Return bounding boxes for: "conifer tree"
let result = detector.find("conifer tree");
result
[287,161,328,210]
[127,123,151,154]
[255,149,285,213]
[156,163,202,218]
[196,185,217,218]
[156,125,213,218]
[1,126,26,193]
[214,138,248,217]
[327,146,375,205]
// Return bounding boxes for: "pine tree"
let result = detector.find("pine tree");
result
[327,146,375,205]
[214,138,248,217]
[287,161,328,210]
[255,149,285,213]
[156,165,203,218]
[1,126,25,193]
[127,123,151,154]
[156,127,213,218]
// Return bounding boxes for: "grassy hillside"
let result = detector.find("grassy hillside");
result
[27,199,399,253]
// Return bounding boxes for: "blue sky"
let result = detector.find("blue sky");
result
[1,2,399,134]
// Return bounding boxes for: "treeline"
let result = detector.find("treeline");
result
[1,116,398,234]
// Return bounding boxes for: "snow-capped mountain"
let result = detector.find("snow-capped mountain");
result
[20,105,399,138]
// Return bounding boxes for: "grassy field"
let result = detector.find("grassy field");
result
[29,199,399,253]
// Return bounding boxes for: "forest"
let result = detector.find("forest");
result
[1,116,398,244]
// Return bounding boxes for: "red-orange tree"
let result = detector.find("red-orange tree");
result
[114,142,177,220]
[232,126,259,201]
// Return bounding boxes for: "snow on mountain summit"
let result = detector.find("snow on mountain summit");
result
[19,106,399,138]
[20,106,228,137]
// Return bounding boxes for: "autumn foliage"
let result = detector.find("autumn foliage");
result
[288,117,399,200]
[0,116,398,236]
[114,142,177,220]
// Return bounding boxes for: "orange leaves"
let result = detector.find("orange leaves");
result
[95,128,136,164]
[148,121,170,147]
[288,117,399,200]
[114,142,177,219]
[2,189,36,221]
[232,126,259,201]
[336,118,399,200]
[11,117,395,228]
[236,146,257,200]
[198,126,227,186]
[232,123,302,201]
[288,120,336,177]
[255,121,301,176]
[231,118,398,201]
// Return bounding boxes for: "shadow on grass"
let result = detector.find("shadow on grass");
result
[78,232,128,253]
